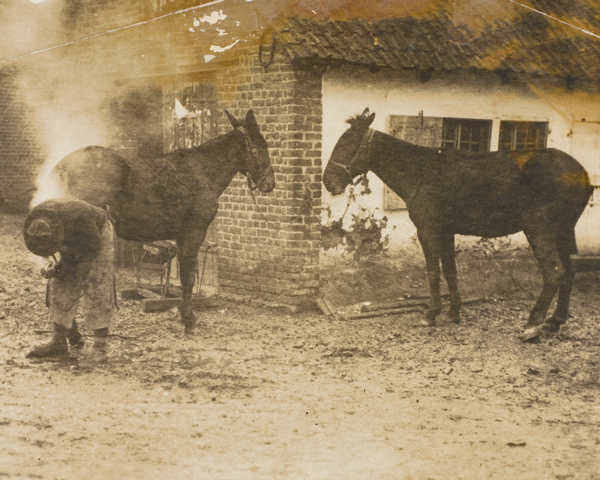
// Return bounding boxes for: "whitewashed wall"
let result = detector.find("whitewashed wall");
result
[322,65,600,255]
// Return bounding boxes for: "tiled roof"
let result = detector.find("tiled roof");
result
[276,10,600,82]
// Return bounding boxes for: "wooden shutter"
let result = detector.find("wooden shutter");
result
[385,115,443,210]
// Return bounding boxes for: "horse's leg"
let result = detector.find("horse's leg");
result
[177,227,207,334]
[417,229,443,326]
[522,229,566,341]
[545,228,577,332]
[440,233,461,324]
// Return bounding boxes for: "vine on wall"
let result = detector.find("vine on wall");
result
[321,175,390,260]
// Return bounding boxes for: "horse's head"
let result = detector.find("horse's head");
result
[226,110,275,193]
[323,108,376,196]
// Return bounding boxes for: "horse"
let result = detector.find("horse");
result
[323,108,593,341]
[50,109,275,333]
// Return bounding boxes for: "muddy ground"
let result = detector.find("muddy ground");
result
[1,212,599,480]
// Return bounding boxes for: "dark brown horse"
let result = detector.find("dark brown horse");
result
[323,108,592,341]
[50,110,275,333]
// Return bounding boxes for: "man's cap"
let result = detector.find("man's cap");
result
[26,219,53,237]
[23,209,64,257]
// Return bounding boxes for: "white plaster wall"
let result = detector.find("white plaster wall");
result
[322,66,600,255]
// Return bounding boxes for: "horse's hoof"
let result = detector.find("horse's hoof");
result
[542,321,561,333]
[521,324,544,342]
[420,318,436,327]
[449,314,461,325]
[180,312,196,328]
[184,323,198,335]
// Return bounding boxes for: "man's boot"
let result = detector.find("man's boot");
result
[67,320,85,357]
[81,328,108,365]
[26,323,69,358]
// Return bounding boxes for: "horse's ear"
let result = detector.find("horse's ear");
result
[245,110,257,126]
[347,108,375,128]
[350,111,375,129]
[225,110,243,128]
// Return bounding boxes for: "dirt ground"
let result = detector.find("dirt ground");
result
[1,212,599,480]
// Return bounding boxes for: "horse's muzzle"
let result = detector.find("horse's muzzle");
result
[258,173,276,193]
[329,184,345,196]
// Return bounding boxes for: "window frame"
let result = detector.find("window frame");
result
[498,121,548,151]
[441,118,493,153]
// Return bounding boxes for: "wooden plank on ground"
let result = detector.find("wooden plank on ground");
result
[120,288,162,300]
[361,296,487,312]
[397,294,450,301]
[137,288,162,299]
[461,297,488,306]
[121,289,146,300]
[342,306,423,321]
[347,297,488,321]
[142,285,183,298]
[316,297,335,316]
[143,297,220,313]
[361,298,429,312]
[572,255,600,272]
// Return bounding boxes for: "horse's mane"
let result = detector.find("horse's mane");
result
[191,128,236,153]
[345,114,364,125]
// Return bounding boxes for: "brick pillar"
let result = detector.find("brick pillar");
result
[215,46,322,305]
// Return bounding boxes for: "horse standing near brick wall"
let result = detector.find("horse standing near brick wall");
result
[50,110,275,333]
[323,109,592,342]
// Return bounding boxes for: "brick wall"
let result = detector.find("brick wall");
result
[0,72,45,212]
[215,45,323,303]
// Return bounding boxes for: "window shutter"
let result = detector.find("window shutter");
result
[389,115,444,147]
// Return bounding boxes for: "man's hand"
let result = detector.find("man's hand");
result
[41,259,60,279]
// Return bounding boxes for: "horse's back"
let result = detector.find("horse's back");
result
[436,147,591,199]
[52,146,131,207]
[412,147,592,236]
[111,150,219,240]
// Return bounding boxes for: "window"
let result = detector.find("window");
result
[385,115,492,210]
[441,118,492,152]
[163,76,218,153]
[499,121,548,150]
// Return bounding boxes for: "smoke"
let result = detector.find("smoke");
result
[0,0,117,208]
[0,0,270,210]
[24,71,115,207]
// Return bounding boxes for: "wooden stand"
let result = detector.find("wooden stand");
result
[122,240,220,313]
